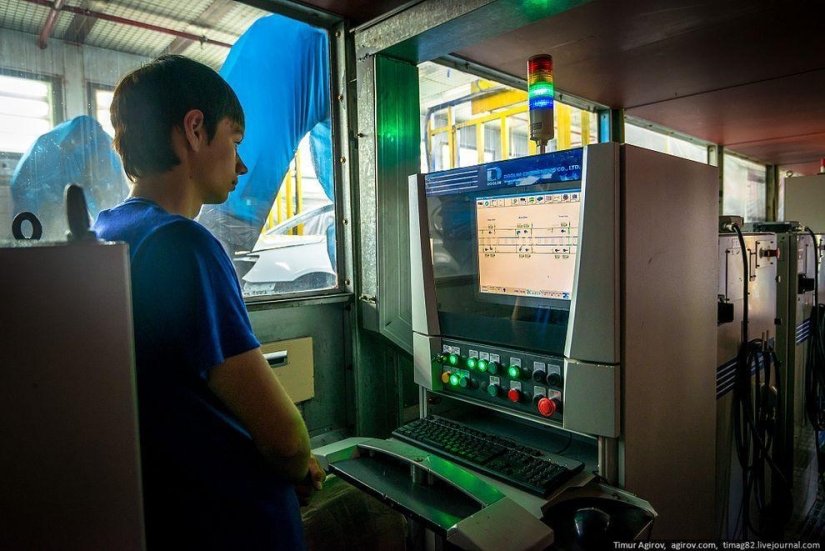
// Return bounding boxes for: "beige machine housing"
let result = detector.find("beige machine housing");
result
[410,143,719,538]
[0,241,145,551]
[784,175,825,233]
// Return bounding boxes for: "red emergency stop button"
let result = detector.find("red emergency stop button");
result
[508,388,521,403]
[538,397,560,417]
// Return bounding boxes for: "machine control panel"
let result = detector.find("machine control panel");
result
[435,338,565,423]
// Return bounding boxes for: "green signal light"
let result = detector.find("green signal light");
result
[529,81,555,97]
[449,374,460,386]
[448,354,458,366]
[478,359,488,372]
[508,366,520,379]
[467,358,477,369]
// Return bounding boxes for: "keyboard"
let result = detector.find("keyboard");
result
[392,415,584,497]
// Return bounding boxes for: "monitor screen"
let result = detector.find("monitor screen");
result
[422,149,584,354]
[476,189,580,302]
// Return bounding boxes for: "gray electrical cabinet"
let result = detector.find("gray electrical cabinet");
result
[769,227,822,524]
[715,231,778,538]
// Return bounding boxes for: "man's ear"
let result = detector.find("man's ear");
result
[182,109,206,151]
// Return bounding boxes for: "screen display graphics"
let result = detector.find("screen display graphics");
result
[476,190,580,301]
[421,149,584,353]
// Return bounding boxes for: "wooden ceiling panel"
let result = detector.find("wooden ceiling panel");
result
[626,70,825,147]
[449,0,825,173]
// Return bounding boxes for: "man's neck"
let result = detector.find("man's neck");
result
[130,167,202,219]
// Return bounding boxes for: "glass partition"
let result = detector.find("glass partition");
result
[0,2,339,298]
[419,61,597,173]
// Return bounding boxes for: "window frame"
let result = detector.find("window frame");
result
[624,115,711,164]
[223,9,350,305]
[0,68,64,155]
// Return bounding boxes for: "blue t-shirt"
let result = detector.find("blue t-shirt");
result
[93,198,305,550]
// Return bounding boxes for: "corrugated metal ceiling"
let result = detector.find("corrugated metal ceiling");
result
[0,0,271,69]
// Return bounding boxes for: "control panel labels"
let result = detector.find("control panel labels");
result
[510,381,522,391]
[510,357,522,367]
[490,376,501,386]
[480,351,490,361]
[469,350,479,358]
[549,363,562,375]
[443,344,461,354]
[534,386,547,397]
[490,353,501,363]
[533,361,546,372]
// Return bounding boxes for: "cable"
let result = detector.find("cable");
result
[802,229,825,478]
[730,223,792,539]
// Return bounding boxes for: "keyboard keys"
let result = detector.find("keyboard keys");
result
[391,415,583,497]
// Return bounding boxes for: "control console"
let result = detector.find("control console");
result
[435,337,565,423]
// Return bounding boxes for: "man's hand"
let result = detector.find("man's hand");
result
[295,454,326,507]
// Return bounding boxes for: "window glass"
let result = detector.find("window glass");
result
[0,6,337,299]
[92,88,115,138]
[0,74,53,153]
[723,154,766,223]
[418,61,597,172]
[777,169,795,221]
[625,121,707,163]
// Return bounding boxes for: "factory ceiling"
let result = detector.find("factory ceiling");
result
[2,0,823,175]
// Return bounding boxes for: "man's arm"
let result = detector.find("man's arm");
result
[207,348,311,483]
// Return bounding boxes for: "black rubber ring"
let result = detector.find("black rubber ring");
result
[12,211,43,241]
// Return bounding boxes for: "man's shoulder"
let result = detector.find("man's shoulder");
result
[151,216,215,244]
[137,218,226,268]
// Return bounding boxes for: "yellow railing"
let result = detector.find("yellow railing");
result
[426,91,594,171]
[263,152,304,235]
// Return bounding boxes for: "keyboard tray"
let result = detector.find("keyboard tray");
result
[321,438,554,550]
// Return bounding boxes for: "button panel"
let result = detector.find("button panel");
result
[434,338,565,423]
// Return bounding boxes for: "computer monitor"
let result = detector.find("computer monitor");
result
[423,150,584,354]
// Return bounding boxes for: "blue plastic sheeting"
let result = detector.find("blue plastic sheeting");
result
[10,115,128,241]
[200,14,333,255]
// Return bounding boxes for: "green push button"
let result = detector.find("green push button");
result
[477,359,488,372]
[467,358,477,370]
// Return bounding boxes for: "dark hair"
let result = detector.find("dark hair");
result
[111,54,244,181]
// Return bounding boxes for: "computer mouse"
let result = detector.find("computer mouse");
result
[573,507,611,549]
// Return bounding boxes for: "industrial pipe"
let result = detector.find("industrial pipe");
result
[27,0,233,50]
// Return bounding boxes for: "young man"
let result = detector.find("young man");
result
[93,55,324,550]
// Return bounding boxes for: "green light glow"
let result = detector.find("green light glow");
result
[450,374,460,386]
[508,366,520,379]
[449,354,458,366]
[478,360,488,372]
[467,358,477,369]
[529,82,555,97]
